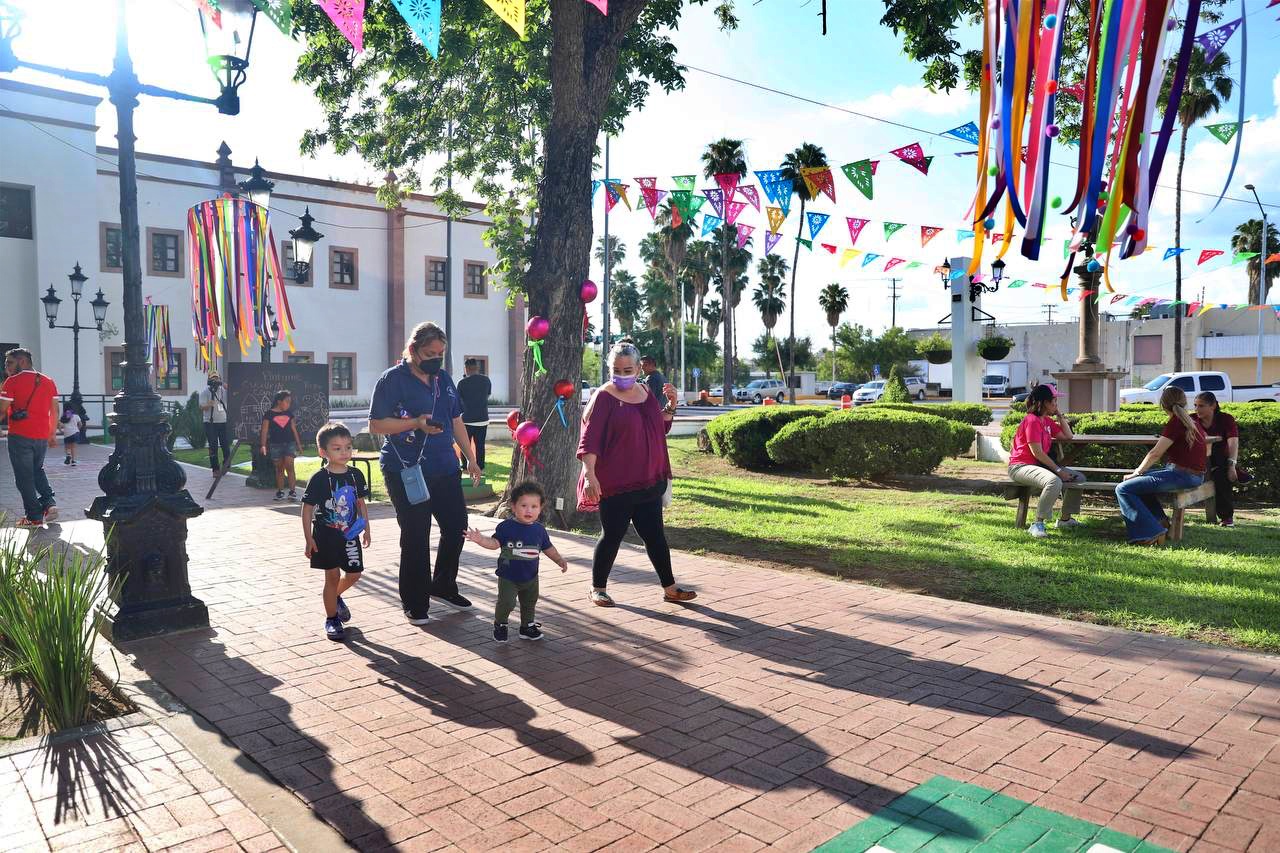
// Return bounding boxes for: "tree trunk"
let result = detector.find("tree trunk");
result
[500,0,646,526]
[831,323,837,382]
[721,229,733,401]
[787,198,805,404]
[1174,125,1186,373]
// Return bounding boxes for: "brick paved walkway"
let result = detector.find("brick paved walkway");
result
[4,442,1280,851]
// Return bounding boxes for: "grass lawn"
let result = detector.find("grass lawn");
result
[662,436,1280,652]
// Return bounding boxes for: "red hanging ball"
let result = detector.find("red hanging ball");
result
[506,410,520,433]
[553,379,575,399]
[1046,80,1059,94]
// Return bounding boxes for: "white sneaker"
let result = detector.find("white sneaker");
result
[1056,519,1082,530]
[1028,521,1049,538]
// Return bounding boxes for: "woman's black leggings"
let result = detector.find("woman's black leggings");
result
[592,491,675,589]
[1209,462,1235,522]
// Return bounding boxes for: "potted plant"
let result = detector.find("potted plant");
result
[977,334,1015,361]
[918,332,952,365]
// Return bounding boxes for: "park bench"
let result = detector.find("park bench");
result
[1003,478,1216,542]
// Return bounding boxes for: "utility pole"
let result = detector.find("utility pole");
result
[887,278,902,329]
[818,0,828,34]
[600,136,611,385]
[1043,304,1056,325]
[444,120,454,376]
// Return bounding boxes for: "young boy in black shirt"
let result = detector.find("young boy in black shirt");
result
[302,423,372,641]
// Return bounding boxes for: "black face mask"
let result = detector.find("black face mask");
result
[208,380,221,389]
[419,357,444,375]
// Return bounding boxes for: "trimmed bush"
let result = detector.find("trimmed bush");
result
[881,367,912,404]
[766,408,975,480]
[704,406,830,468]
[867,402,993,426]
[999,403,1280,501]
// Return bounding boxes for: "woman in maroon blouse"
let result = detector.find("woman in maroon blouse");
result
[578,340,697,606]
[1114,385,1207,545]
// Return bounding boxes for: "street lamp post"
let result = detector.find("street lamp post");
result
[1245,184,1270,385]
[0,0,260,640]
[40,263,110,412]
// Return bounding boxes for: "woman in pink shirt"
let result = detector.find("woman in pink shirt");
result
[1007,384,1085,538]
[578,339,697,606]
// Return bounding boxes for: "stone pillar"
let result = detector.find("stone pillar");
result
[385,171,406,366]
[1075,259,1102,367]
[949,256,984,403]
[1051,246,1128,412]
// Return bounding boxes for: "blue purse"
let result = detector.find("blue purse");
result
[399,463,430,505]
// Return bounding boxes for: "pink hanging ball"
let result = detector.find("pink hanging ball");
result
[580,279,598,303]
[526,315,550,341]
[1046,124,1061,138]
[990,117,1001,130]
[514,421,541,448]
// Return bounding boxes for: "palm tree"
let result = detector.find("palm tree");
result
[683,241,714,338]
[710,223,752,383]
[657,201,693,374]
[779,142,829,402]
[702,138,747,402]
[1160,47,1233,371]
[753,254,788,378]
[818,282,849,382]
[1231,219,1280,306]
[642,267,675,336]
[594,234,625,277]
[702,299,723,346]
[610,269,643,334]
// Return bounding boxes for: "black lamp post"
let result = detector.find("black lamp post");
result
[238,158,274,209]
[288,207,324,286]
[940,257,1006,302]
[40,263,110,411]
[0,0,260,640]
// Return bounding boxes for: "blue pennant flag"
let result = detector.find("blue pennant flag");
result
[776,180,793,216]
[755,170,785,201]
[701,215,723,237]
[806,212,830,240]
[941,121,980,145]
[1163,247,1187,261]
[591,180,601,201]
[957,229,975,242]
[391,0,441,58]
[861,253,882,268]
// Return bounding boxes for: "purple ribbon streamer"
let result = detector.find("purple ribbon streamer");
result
[1197,0,1246,222]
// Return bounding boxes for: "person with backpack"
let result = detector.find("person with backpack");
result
[0,348,61,528]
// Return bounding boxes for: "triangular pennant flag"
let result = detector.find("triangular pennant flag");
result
[604,184,620,213]
[884,258,905,271]
[483,0,526,38]
[641,187,666,219]
[1198,249,1224,265]
[890,142,925,163]
[777,186,793,217]
[821,243,838,254]
[766,206,786,233]
[737,185,761,211]
[846,217,869,245]
[1198,304,1216,315]
[905,261,922,269]
[249,0,291,34]
[883,222,906,241]
[672,175,696,191]
[1232,252,1259,264]
[949,269,967,280]
[797,238,813,251]
[714,172,740,196]
[921,225,943,247]
[725,200,749,225]
[609,182,631,210]
[839,248,861,268]
[635,176,657,190]
[798,167,836,202]
[701,188,725,218]
[918,155,934,174]
[1163,248,1187,261]
[670,190,693,217]
[591,180,601,201]
[583,0,607,13]
[840,159,875,201]
[390,0,441,57]
[1007,280,1026,288]
[806,212,830,240]
[687,196,706,216]
[1194,17,1242,64]
[957,229,975,242]
[736,224,754,250]
[861,253,882,268]
[1266,253,1280,264]
[700,215,722,237]
[941,121,980,144]
[764,231,783,254]
[990,232,1004,246]
[1205,122,1243,144]
[319,0,365,51]
[670,205,682,229]
[753,170,784,193]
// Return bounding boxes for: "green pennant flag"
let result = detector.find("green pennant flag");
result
[840,160,875,201]
[904,261,922,269]
[672,175,696,191]
[670,190,693,217]
[1008,279,1026,288]
[1232,251,1259,264]
[883,222,906,240]
[1205,122,1242,144]
[688,196,706,215]
[797,238,813,251]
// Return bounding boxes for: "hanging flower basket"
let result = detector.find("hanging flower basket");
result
[925,349,952,365]
[917,333,952,365]
[977,335,1015,361]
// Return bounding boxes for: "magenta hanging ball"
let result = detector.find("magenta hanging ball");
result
[1044,13,1057,28]
[990,116,1001,130]
[1087,259,1102,273]
[580,279,598,303]
[1166,15,1178,31]
[526,315,550,341]
[983,217,996,230]
[514,420,541,448]
[1046,124,1061,138]
[1050,196,1063,209]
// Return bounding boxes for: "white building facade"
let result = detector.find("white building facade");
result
[1,79,523,412]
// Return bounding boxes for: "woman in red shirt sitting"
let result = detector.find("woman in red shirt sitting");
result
[578,339,697,607]
[1115,386,1207,545]
[1006,384,1086,538]
[1193,391,1241,527]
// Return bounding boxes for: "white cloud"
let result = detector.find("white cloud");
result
[840,86,976,120]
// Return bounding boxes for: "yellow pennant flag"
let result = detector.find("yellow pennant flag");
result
[766,206,786,232]
[484,0,526,38]
[1198,304,1215,316]
[839,248,862,268]
[797,166,822,198]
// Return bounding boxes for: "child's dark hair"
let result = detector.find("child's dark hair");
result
[510,481,545,505]
[273,389,292,404]
[315,422,352,453]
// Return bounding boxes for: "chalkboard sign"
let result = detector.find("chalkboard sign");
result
[226,362,330,447]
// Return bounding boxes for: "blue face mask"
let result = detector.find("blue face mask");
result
[612,375,637,390]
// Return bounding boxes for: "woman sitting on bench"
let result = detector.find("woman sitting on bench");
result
[1194,391,1240,529]
[1116,386,1207,546]
[1007,384,1086,538]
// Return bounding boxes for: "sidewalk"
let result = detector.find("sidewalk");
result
[3,440,1279,851]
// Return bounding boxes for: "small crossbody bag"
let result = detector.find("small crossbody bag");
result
[389,385,439,505]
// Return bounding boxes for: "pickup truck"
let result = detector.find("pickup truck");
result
[1118,371,1280,405]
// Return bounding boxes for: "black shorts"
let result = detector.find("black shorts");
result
[311,532,364,573]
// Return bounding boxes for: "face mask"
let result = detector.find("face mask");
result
[419,357,444,375]
[209,380,221,389]
[613,375,637,390]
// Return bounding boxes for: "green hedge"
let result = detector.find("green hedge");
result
[704,406,830,468]
[766,408,975,480]
[999,403,1280,500]
[867,401,993,426]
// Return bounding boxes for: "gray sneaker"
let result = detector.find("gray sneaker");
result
[1028,521,1049,539]
[1055,519,1082,530]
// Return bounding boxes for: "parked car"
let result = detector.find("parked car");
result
[581,379,595,404]
[710,385,723,398]
[1012,382,1056,404]
[734,378,787,404]
[903,376,928,401]
[827,381,860,400]
[1118,371,1280,405]
[852,381,886,404]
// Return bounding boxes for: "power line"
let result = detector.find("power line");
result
[888,278,902,328]
[1042,304,1057,325]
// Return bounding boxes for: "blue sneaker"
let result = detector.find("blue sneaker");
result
[335,596,351,623]
[324,617,345,641]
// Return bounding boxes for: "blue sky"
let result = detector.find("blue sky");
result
[6,0,1278,350]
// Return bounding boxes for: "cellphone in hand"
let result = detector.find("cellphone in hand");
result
[423,418,444,430]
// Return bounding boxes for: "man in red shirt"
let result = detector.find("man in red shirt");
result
[1,348,61,528]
